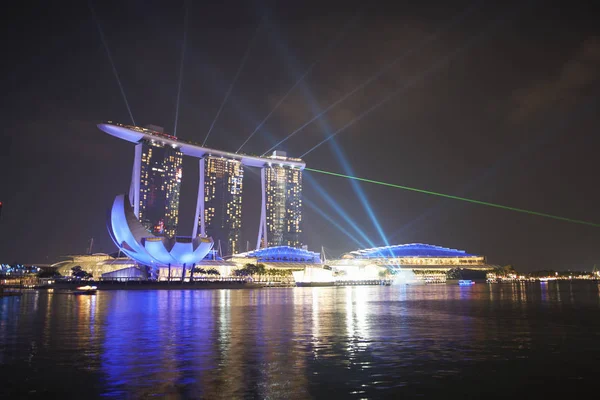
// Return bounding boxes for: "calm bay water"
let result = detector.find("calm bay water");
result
[2,283,600,399]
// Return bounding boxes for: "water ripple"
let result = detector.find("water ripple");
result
[1,283,600,398]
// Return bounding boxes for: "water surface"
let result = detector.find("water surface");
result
[2,282,600,398]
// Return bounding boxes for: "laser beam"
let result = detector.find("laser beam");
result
[203,16,265,146]
[88,0,135,125]
[301,2,533,158]
[261,1,482,156]
[235,12,361,154]
[387,95,600,242]
[173,1,189,137]
[305,167,600,228]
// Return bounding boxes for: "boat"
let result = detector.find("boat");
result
[73,285,98,295]
[458,280,475,286]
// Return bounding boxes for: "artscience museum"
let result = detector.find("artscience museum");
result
[107,194,214,278]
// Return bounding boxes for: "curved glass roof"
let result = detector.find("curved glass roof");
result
[347,243,478,259]
[234,246,321,263]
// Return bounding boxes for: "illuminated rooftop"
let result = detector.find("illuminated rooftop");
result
[233,246,321,263]
[345,243,479,259]
[98,122,305,169]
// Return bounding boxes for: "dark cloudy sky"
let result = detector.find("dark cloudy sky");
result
[2,0,599,271]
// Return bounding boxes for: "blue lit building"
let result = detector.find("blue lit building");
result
[345,243,477,259]
[231,246,320,267]
[107,194,214,278]
[332,243,491,273]
[314,243,494,284]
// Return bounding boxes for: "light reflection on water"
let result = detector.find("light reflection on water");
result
[1,282,600,398]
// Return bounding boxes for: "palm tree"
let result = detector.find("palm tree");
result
[234,268,249,277]
[256,263,266,275]
[192,266,206,281]
[247,264,260,275]
[71,266,92,280]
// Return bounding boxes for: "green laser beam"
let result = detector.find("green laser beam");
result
[304,167,600,228]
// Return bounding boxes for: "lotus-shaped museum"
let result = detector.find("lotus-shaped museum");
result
[107,194,213,269]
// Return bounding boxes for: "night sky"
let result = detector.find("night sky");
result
[2,0,599,271]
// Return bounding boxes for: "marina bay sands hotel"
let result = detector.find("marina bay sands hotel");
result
[98,122,304,256]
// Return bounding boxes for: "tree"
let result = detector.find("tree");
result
[234,264,274,279]
[243,263,259,275]
[256,263,266,275]
[38,270,61,278]
[493,265,518,277]
[234,269,246,277]
[71,266,92,279]
[205,268,220,276]
[446,268,462,279]
[502,265,517,275]
[192,266,206,281]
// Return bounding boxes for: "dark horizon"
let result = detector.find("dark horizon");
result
[2,0,600,271]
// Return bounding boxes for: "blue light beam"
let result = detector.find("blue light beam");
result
[202,16,266,146]
[173,1,189,137]
[264,14,390,250]
[304,198,366,249]
[300,1,534,158]
[235,12,362,154]
[304,174,376,248]
[261,1,482,156]
[88,0,136,126]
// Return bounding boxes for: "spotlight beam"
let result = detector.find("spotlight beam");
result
[305,174,377,247]
[202,16,265,146]
[235,12,361,154]
[262,11,388,249]
[300,2,533,158]
[305,198,366,249]
[173,1,189,137]
[88,0,136,125]
[305,168,600,228]
[260,1,481,156]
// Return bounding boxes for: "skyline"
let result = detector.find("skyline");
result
[1,1,600,270]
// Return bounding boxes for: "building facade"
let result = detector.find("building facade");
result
[99,123,307,252]
[136,130,183,238]
[264,151,303,248]
[201,157,244,256]
[52,253,143,280]
[340,243,489,268]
